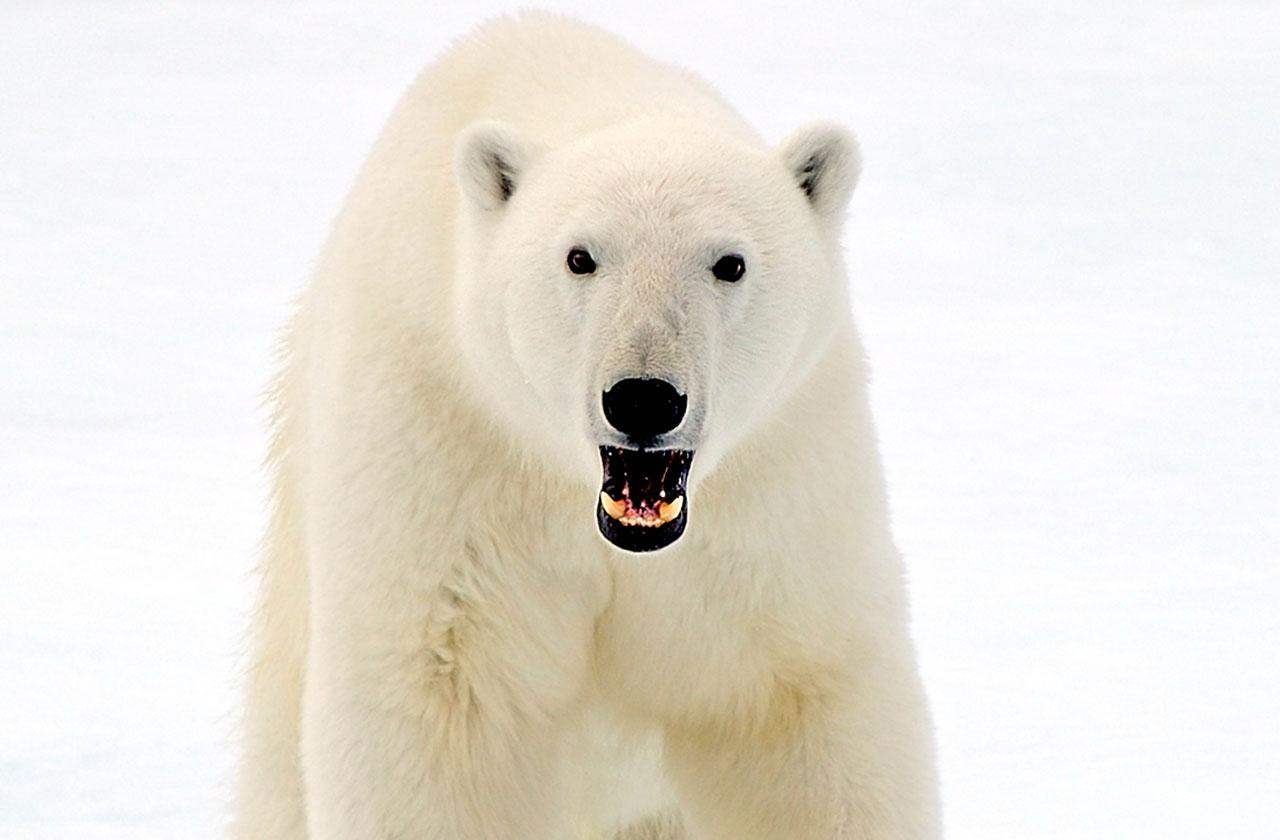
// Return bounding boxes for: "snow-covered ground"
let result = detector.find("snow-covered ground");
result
[2,2,1276,837]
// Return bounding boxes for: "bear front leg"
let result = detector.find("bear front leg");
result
[663,667,940,840]
[300,556,599,840]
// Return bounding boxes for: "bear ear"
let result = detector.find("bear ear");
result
[454,121,540,211]
[777,122,861,224]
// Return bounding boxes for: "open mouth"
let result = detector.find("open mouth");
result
[597,446,693,552]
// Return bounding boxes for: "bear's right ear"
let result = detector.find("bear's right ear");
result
[454,121,539,211]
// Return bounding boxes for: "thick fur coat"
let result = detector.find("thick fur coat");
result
[232,13,939,840]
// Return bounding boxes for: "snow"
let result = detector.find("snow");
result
[1,2,1276,837]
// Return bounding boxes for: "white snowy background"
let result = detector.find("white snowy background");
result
[2,2,1277,838]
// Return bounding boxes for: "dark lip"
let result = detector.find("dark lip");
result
[596,445,693,553]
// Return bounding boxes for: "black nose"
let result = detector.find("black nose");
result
[602,378,687,441]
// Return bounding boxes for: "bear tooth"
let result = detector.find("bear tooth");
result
[658,496,684,522]
[600,491,626,521]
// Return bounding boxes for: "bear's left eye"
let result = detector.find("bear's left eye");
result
[711,254,745,283]
[566,248,597,275]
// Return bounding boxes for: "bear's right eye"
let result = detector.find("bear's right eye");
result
[711,254,746,283]
[566,248,596,275]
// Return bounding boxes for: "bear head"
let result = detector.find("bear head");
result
[452,115,859,552]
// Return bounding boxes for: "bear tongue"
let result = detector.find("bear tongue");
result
[599,491,683,526]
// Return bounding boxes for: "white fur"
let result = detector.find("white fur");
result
[232,13,939,840]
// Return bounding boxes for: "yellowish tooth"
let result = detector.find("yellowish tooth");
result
[658,495,684,523]
[600,491,626,521]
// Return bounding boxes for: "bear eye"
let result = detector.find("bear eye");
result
[566,248,596,275]
[711,254,745,283]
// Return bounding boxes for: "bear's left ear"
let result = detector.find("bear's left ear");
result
[777,122,861,224]
[454,120,541,211]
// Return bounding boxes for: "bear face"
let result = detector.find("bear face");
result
[453,115,859,552]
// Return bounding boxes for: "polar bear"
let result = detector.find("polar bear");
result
[232,13,939,840]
